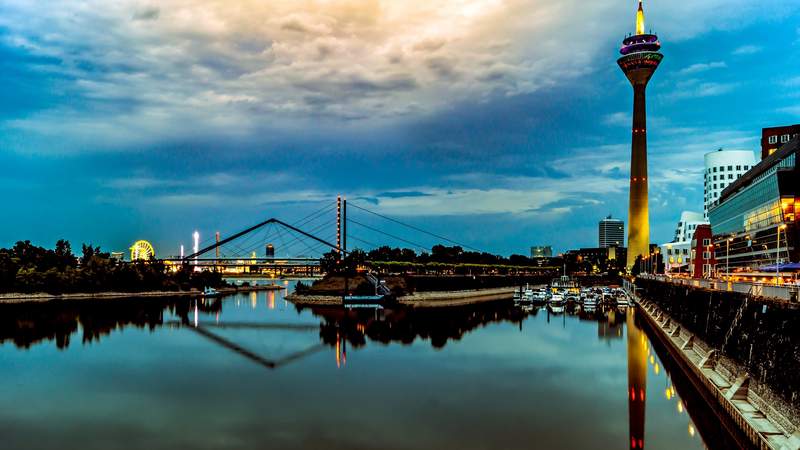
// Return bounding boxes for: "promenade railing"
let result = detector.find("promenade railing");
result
[637,274,800,302]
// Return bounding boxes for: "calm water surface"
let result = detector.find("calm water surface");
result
[0,281,734,449]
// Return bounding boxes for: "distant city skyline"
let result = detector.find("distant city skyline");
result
[2,0,800,256]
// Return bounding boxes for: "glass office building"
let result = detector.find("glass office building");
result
[709,137,799,275]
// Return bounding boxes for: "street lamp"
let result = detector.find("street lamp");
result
[726,235,734,280]
[777,224,787,286]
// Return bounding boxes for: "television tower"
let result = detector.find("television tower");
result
[618,0,663,269]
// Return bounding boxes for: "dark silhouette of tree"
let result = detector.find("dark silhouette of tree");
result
[0,240,226,294]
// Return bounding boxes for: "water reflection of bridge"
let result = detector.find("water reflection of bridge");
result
[168,319,326,370]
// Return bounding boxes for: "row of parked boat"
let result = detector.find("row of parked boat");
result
[513,280,630,314]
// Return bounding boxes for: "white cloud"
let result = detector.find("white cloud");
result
[732,44,762,55]
[663,79,740,101]
[778,105,800,116]
[782,76,800,87]
[602,112,630,127]
[677,61,727,75]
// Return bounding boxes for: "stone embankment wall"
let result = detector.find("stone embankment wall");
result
[636,277,800,412]
[408,275,551,292]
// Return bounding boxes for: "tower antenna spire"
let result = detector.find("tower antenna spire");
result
[636,0,646,35]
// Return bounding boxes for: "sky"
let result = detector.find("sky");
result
[2,0,800,257]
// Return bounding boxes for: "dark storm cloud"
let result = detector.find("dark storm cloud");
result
[132,7,160,21]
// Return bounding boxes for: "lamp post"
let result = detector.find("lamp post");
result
[726,236,734,280]
[777,224,787,286]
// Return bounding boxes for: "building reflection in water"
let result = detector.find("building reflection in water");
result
[627,308,647,450]
[598,308,624,343]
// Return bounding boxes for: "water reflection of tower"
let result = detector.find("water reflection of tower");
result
[626,308,647,449]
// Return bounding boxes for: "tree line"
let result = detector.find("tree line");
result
[320,245,558,275]
[0,240,224,294]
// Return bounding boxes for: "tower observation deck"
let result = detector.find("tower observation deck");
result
[618,0,663,270]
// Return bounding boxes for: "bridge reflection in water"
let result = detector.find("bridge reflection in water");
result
[0,292,744,449]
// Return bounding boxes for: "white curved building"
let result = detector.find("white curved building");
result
[704,150,756,220]
[659,211,708,272]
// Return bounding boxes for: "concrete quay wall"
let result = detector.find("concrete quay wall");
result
[635,277,800,427]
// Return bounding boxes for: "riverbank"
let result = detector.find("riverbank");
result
[286,287,516,307]
[0,284,285,304]
[629,280,800,449]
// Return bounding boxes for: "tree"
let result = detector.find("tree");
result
[319,250,341,274]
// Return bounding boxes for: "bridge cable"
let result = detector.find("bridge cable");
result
[348,218,431,252]
[348,202,482,252]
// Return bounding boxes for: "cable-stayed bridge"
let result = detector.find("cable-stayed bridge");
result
[160,196,488,276]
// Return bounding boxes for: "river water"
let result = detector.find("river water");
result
[0,282,738,449]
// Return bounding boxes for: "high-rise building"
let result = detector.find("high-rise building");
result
[703,149,756,219]
[599,216,625,248]
[710,136,799,278]
[618,0,663,269]
[761,124,800,160]
[530,246,553,258]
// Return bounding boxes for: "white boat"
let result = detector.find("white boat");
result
[523,284,535,303]
[549,293,566,306]
[202,287,221,297]
[551,274,580,295]
[584,295,598,310]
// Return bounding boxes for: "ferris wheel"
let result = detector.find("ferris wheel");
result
[130,240,156,261]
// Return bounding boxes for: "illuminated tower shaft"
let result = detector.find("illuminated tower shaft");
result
[627,82,650,269]
[618,0,662,269]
